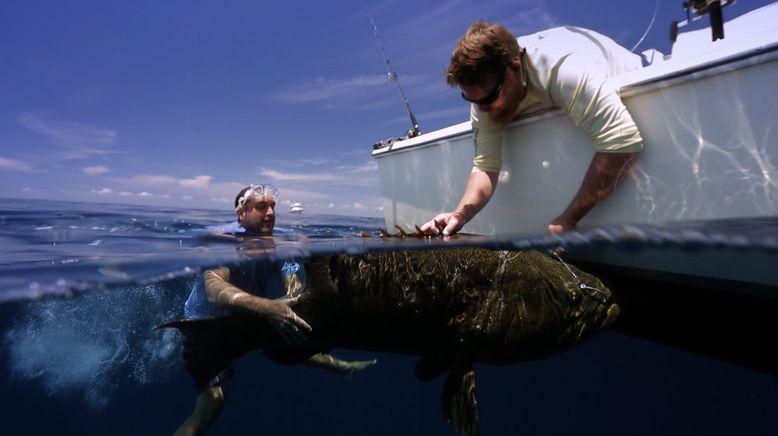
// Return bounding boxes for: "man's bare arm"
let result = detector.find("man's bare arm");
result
[203,267,311,343]
[421,170,499,235]
[549,152,638,233]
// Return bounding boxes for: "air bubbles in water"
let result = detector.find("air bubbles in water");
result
[4,280,191,409]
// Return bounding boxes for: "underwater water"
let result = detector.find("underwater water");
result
[1,198,777,435]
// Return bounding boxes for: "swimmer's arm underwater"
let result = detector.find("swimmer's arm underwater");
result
[204,268,378,374]
[203,267,312,343]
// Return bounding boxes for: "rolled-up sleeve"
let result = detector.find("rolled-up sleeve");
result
[471,104,504,173]
[549,53,643,153]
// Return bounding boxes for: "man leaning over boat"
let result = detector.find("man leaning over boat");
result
[421,21,643,236]
[174,184,376,436]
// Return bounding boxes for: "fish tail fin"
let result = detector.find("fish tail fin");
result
[441,354,480,436]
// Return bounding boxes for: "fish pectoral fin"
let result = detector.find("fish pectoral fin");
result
[154,315,261,340]
[154,317,220,333]
[441,356,480,436]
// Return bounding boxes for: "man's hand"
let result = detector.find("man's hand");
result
[548,215,577,234]
[420,212,466,236]
[420,170,496,236]
[549,152,639,235]
[260,296,312,344]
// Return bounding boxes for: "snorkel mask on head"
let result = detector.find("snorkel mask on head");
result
[235,183,280,212]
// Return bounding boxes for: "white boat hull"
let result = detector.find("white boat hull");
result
[373,4,778,290]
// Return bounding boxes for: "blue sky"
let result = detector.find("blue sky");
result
[1,0,773,216]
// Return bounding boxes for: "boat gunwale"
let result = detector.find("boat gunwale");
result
[372,41,778,159]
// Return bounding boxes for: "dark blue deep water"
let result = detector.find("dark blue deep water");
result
[1,198,776,435]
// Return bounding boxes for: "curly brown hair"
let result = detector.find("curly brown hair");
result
[446,20,521,87]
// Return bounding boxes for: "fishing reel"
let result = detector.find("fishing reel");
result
[671,0,736,43]
[372,126,420,151]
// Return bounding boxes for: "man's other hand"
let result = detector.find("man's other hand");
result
[419,212,465,236]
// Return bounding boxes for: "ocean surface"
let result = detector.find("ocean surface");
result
[1,197,776,435]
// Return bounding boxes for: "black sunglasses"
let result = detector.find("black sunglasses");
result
[461,63,512,105]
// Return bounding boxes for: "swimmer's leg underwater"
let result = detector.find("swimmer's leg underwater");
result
[160,248,619,436]
[160,314,375,436]
[174,372,230,436]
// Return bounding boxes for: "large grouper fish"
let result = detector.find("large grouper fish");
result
[160,248,620,436]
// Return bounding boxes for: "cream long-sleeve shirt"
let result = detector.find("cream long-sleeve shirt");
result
[472,26,644,173]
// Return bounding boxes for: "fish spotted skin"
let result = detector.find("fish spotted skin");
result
[161,248,618,436]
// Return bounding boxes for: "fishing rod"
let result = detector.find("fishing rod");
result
[366,8,421,140]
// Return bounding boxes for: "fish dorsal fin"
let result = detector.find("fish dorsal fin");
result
[441,355,480,436]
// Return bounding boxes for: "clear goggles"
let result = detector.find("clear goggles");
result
[235,184,280,211]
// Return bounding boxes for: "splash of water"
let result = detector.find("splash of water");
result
[4,280,190,408]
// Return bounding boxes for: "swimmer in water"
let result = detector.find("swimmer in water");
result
[174,184,376,436]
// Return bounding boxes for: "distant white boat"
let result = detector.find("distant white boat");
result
[289,202,304,214]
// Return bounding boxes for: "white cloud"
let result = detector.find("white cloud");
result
[18,112,120,160]
[178,175,212,189]
[90,187,186,200]
[98,174,247,208]
[273,158,332,168]
[0,155,34,172]
[500,0,557,33]
[349,160,378,173]
[258,168,340,183]
[259,159,377,184]
[82,165,109,175]
[251,159,380,209]
[92,187,167,198]
[361,0,557,85]
[277,188,329,202]
[122,174,178,188]
[115,174,215,190]
[270,75,390,104]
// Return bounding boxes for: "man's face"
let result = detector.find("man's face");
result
[237,194,276,234]
[460,59,525,125]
